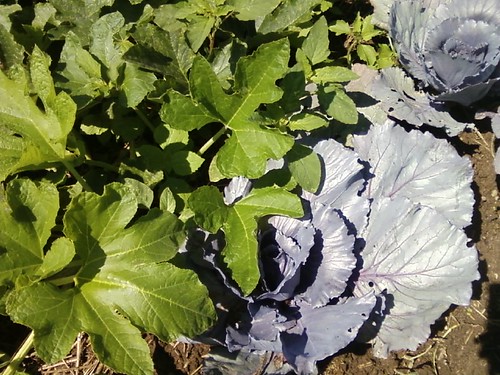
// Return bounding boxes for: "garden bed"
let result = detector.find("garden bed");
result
[0,0,499,374]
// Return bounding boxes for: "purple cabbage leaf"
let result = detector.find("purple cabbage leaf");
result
[352,121,474,227]
[353,196,479,357]
[346,65,473,136]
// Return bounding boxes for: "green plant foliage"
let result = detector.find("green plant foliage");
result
[302,16,330,65]
[329,13,397,68]
[6,183,216,375]
[287,143,322,193]
[162,39,294,179]
[0,49,75,182]
[257,0,323,34]
[0,1,368,373]
[188,185,228,233]
[221,187,303,295]
[0,179,62,296]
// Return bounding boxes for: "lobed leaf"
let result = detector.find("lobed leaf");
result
[163,39,294,179]
[7,183,216,375]
[222,187,304,295]
[0,51,76,181]
[0,179,60,287]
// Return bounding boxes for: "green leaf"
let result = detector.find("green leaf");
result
[222,187,303,295]
[30,46,56,107]
[211,39,247,89]
[352,12,363,34]
[295,47,313,78]
[258,0,322,34]
[161,90,219,131]
[32,3,57,30]
[0,61,75,181]
[301,16,329,65]
[169,150,205,176]
[312,66,359,83]
[154,3,196,31]
[31,47,77,137]
[7,285,82,363]
[126,24,194,87]
[188,186,228,233]
[319,86,358,124]
[217,126,293,178]
[57,32,107,107]
[217,39,294,176]
[89,12,125,83]
[159,187,176,213]
[48,0,114,45]
[186,15,215,52]
[288,112,328,131]
[188,55,235,119]
[0,179,60,286]
[229,0,281,21]
[163,39,294,178]
[329,20,351,35]
[35,238,75,280]
[0,4,22,30]
[154,123,189,150]
[357,44,377,66]
[287,144,321,193]
[361,15,384,41]
[120,62,157,108]
[7,183,215,375]
[377,43,396,68]
[123,177,154,208]
[0,23,24,70]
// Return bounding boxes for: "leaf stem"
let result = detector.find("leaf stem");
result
[2,330,34,375]
[198,126,227,156]
[134,107,155,132]
[62,160,94,192]
[85,159,119,172]
[49,275,76,286]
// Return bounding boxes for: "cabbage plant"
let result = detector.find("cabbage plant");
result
[189,122,479,375]
[374,0,500,106]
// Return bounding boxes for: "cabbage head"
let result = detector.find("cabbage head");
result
[389,0,500,105]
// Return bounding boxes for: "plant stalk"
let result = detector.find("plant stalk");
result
[85,159,119,172]
[134,107,155,132]
[62,159,93,192]
[198,126,227,156]
[2,330,34,375]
